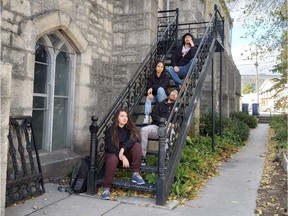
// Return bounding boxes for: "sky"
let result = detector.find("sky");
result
[228,2,279,76]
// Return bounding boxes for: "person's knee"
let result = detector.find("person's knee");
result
[106,154,118,166]
[145,96,152,102]
[157,87,165,94]
[167,66,174,74]
[140,127,149,137]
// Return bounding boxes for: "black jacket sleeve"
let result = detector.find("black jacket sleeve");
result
[152,73,170,95]
[104,127,119,155]
[171,46,182,67]
[151,102,162,125]
[118,127,139,151]
[171,46,197,67]
[121,137,136,150]
[146,75,153,93]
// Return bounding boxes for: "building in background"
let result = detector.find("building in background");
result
[1,0,240,213]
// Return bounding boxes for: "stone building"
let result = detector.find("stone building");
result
[1,0,240,213]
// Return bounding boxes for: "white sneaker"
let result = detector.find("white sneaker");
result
[143,115,149,124]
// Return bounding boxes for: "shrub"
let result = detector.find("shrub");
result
[231,111,258,128]
[270,114,288,152]
[199,112,221,136]
[222,117,250,142]
[200,111,250,142]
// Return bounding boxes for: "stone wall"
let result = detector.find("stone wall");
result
[200,50,240,117]
[111,0,159,99]
[1,0,114,153]
[1,63,12,216]
[1,0,241,208]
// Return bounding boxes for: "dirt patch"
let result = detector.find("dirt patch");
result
[255,129,287,215]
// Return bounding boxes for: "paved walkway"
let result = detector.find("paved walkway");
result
[5,124,269,216]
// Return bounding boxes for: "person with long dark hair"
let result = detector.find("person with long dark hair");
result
[143,60,170,124]
[101,109,144,200]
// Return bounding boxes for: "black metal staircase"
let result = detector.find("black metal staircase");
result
[87,5,224,205]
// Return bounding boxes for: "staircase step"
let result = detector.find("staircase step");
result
[258,116,272,124]
[146,150,158,156]
[97,179,156,193]
[141,165,157,173]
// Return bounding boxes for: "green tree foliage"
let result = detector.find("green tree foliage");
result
[267,32,288,110]
[242,83,254,94]
[226,0,287,110]
[227,0,286,50]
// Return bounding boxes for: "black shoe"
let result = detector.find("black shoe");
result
[141,157,147,166]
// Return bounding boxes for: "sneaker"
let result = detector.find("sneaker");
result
[141,157,147,166]
[101,188,110,200]
[131,172,145,185]
[143,115,149,124]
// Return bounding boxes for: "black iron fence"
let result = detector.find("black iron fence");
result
[6,116,45,207]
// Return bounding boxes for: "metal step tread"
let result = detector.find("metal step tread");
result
[141,165,157,173]
[96,178,156,193]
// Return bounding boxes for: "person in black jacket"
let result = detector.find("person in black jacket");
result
[101,109,145,200]
[143,60,170,124]
[140,89,178,165]
[167,32,197,89]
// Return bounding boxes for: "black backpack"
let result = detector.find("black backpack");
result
[69,156,90,193]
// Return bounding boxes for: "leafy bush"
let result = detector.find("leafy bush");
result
[270,114,288,152]
[200,111,250,142]
[231,111,258,128]
[169,133,244,199]
[222,117,250,142]
[199,112,221,136]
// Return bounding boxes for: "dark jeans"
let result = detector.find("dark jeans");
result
[103,142,142,188]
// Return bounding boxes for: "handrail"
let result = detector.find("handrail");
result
[94,9,179,166]
[156,5,225,205]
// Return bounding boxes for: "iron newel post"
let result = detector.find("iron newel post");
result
[156,117,166,205]
[87,116,98,195]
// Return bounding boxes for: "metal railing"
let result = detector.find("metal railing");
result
[155,5,224,205]
[87,5,225,205]
[87,9,179,195]
[6,116,45,206]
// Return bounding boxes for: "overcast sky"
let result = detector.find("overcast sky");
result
[228,2,279,76]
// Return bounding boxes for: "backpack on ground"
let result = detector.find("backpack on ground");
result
[69,156,90,193]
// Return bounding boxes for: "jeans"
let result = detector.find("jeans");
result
[144,87,167,115]
[140,125,159,157]
[167,58,197,87]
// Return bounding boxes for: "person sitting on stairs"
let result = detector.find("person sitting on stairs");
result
[143,60,170,124]
[167,32,197,90]
[140,89,179,166]
[101,109,145,200]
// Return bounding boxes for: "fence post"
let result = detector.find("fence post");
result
[87,116,98,195]
[156,118,166,205]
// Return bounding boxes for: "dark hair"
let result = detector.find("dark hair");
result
[111,108,140,148]
[154,60,165,73]
[182,32,194,45]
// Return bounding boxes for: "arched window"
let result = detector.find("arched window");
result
[32,32,76,152]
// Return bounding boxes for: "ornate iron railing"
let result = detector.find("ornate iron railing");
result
[88,5,225,204]
[155,5,224,205]
[6,116,45,207]
[87,9,179,195]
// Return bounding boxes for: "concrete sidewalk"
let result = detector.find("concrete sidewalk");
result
[5,124,269,216]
